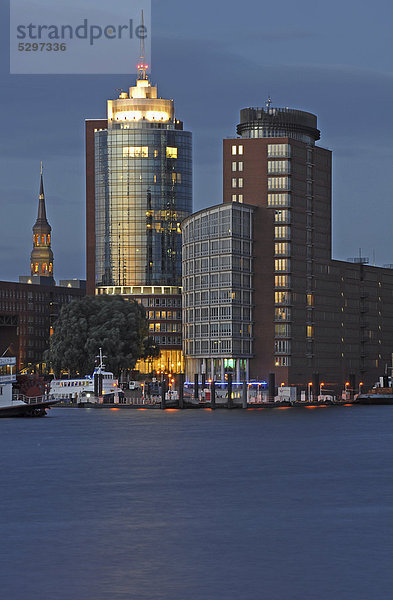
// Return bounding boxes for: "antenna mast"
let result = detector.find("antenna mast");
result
[137,10,148,80]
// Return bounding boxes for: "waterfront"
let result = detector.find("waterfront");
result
[1,407,393,600]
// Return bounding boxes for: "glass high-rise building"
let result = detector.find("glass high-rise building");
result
[86,66,192,375]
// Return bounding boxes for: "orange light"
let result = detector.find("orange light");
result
[281,382,285,387]
[308,382,313,386]
[359,382,364,386]
[345,382,350,386]
[321,383,325,387]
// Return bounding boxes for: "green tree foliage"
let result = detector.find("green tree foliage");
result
[47,295,157,377]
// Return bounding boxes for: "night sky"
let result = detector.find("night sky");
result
[1,0,393,281]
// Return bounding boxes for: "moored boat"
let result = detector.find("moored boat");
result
[0,357,59,417]
[49,349,119,403]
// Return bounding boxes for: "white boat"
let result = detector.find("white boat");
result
[0,357,58,417]
[49,349,119,403]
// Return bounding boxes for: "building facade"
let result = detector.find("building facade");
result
[183,104,393,390]
[0,281,84,372]
[182,203,254,382]
[86,66,192,374]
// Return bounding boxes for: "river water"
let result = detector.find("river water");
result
[1,405,392,600]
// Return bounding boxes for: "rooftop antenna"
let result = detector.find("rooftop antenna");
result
[40,160,43,175]
[265,96,272,110]
[137,10,148,80]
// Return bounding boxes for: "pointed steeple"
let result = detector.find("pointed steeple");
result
[34,161,50,231]
[30,162,54,280]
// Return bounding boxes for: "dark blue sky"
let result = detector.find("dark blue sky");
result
[1,0,393,281]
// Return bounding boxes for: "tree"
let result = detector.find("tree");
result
[47,295,155,377]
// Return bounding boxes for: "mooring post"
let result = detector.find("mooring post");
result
[179,373,184,409]
[211,381,216,410]
[268,373,276,403]
[194,373,199,402]
[161,379,167,410]
[242,381,248,409]
[227,373,233,409]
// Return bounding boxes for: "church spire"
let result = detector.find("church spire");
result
[35,161,49,228]
[30,162,54,281]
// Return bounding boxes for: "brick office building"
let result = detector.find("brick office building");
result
[182,104,393,389]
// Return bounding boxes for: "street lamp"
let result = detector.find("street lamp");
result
[359,382,364,395]
[308,381,313,402]
[320,382,325,400]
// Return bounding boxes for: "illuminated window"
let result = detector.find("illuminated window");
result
[238,161,244,172]
[275,242,291,256]
[275,210,290,223]
[307,294,314,306]
[49,263,53,273]
[232,178,237,188]
[146,111,169,121]
[232,194,237,202]
[268,144,291,158]
[268,160,291,174]
[268,177,290,190]
[35,263,39,273]
[307,326,314,338]
[232,162,237,172]
[275,307,291,321]
[238,194,243,203]
[275,226,291,240]
[275,275,290,288]
[238,178,244,188]
[154,150,159,158]
[232,145,237,155]
[275,356,291,366]
[275,291,291,305]
[268,193,291,207]
[238,145,244,155]
[42,263,47,274]
[123,146,148,158]
[275,259,290,272]
[47,234,51,244]
[166,147,178,159]
[41,235,45,244]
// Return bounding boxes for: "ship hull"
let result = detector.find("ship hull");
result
[354,394,393,405]
[0,400,60,418]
